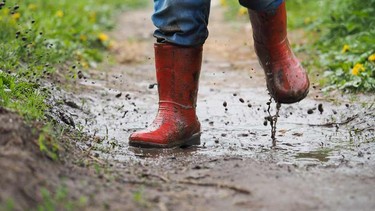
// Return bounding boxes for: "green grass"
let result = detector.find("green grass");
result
[0,186,87,211]
[0,199,15,211]
[0,0,147,120]
[287,0,375,92]
[36,186,87,211]
[0,71,46,119]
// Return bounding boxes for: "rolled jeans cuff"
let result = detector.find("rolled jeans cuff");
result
[152,0,211,47]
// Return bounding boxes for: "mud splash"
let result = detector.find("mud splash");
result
[265,98,281,147]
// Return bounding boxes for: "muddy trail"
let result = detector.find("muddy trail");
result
[2,2,375,211]
[58,3,375,166]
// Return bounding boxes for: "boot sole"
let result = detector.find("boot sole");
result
[275,88,310,104]
[129,133,201,148]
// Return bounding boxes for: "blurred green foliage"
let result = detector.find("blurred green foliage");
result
[288,0,375,92]
[0,0,147,119]
[220,0,248,20]
[222,0,375,92]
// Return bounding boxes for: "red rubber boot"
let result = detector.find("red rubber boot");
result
[249,2,309,103]
[129,43,202,148]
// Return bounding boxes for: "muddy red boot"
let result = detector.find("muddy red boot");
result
[248,2,310,104]
[129,43,202,148]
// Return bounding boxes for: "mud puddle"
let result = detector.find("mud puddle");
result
[50,61,375,168]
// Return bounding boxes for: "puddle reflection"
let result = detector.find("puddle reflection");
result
[294,150,332,162]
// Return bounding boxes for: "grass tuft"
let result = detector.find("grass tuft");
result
[0,0,147,119]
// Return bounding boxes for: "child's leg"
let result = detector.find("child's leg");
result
[152,0,211,46]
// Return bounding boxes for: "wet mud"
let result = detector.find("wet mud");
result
[56,62,375,167]
[8,1,375,210]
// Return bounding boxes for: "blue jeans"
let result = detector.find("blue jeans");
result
[152,0,284,46]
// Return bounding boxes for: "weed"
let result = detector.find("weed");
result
[38,124,60,161]
[133,186,149,207]
[36,186,87,211]
[93,163,102,175]
[0,187,87,211]
[0,199,15,211]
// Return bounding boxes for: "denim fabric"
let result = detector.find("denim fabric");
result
[152,0,284,46]
[239,0,284,11]
[152,0,211,46]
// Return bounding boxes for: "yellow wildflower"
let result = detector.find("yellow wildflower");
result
[238,7,248,16]
[81,61,89,68]
[98,33,109,42]
[75,51,83,60]
[11,12,21,21]
[342,44,350,53]
[107,40,116,50]
[56,10,64,18]
[89,12,96,23]
[80,34,88,42]
[220,0,227,7]
[368,53,375,62]
[304,17,312,25]
[28,4,37,11]
[351,63,365,76]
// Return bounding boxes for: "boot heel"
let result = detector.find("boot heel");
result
[181,133,201,148]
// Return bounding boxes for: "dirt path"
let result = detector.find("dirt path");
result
[4,1,374,210]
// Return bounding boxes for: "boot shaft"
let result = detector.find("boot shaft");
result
[249,1,287,45]
[128,43,202,148]
[154,43,202,108]
[247,2,310,104]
